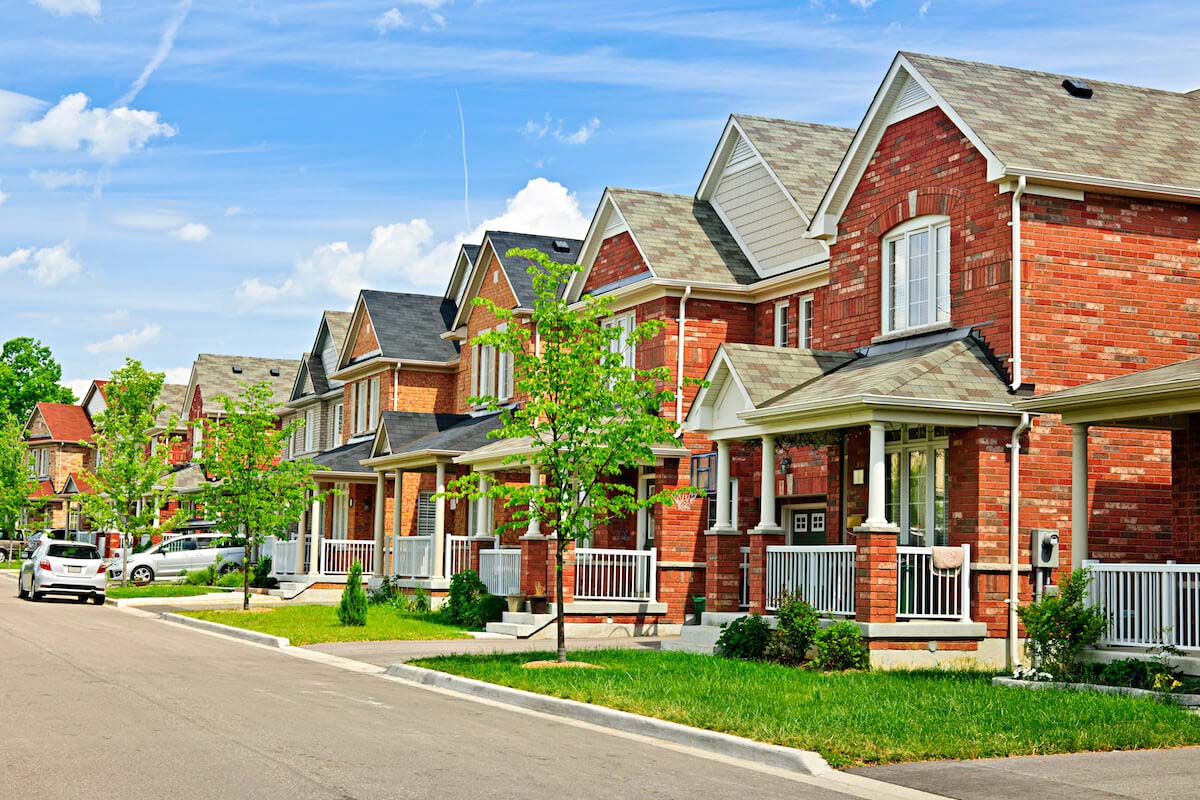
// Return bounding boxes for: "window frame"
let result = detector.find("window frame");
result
[884,425,950,547]
[881,215,951,335]
[304,407,316,453]
[331,402,344,447]
[798,296,814,348]
[603,311,637,370]
[773,300,791,347]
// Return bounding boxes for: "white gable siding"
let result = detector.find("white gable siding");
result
[320,331,341,388]
[84,390,106,420]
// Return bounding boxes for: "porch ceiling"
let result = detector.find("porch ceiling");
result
[1016,356,1200,426]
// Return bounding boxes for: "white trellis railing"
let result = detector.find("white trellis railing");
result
[1087,561,1200,652]
[322,538,374,576]
[394,536,432,578]
[262,538,301,575]
[896,544,971,622]
[480,548,521,596]
[445,535,472,577]
[574,548,656,602]
[739,546,750,609]
[765,545,856,615]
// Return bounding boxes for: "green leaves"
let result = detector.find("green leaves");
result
[0,411,38,535]
[0,337,75,421]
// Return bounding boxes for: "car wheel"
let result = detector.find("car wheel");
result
[30,578,42,602]
[130,565,154,585]
[92,594,105,606]
[17,576,28,599]
[218,561,236,575]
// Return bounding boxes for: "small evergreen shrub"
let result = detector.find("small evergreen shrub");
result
[250,556,278,589]
[337,561,368,626]
[716,614,772,660]
[813,621,869,671]
[1017,568,1106,681]
[442,569,495,629]
[765,592,820,665]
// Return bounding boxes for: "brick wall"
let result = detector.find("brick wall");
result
[583,232,650,294]
[457,249,520,414]
[350,314,381,360]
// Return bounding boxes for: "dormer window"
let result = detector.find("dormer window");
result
[882,215,950,334]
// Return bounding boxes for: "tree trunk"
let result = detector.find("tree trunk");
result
[120,531,129,588]
[556,538,566,663]
[242,524,250,611]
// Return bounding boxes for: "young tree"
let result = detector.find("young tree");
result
[0,411,41,541]
[78,360,185,586]
[0,337,76,421]
[448,248,691,663]
[199,381,328,610]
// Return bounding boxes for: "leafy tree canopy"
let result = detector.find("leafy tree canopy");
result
[0,337,75,422]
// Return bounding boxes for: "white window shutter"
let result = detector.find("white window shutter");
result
[471,343,480,399]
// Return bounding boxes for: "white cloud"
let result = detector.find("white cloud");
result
[30,169,91,190]
[62,377,94,399]
[564,117,600,145]
[33,0,100,17]
[117,0,192,106]
[0,90,45,136]
[0,248,31,273]
[85,324,161,355]
[523,114,601,145]
[161,367,191,385]
[0,182,7,206]
[172,222,210,242]
[238,177,588,309]
[404,0,451,7]
[29,243,83,286]
[423,12,446,30]
[224,205,242,217]
[10,93,176,161]
[374,8,409,33]
[918,0,931,16]
[849,0,876,8]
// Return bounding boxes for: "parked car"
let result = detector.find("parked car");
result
[0,532,28,561]
[108,533,246,584]
[18,541,106,604]
[20,531,55,560]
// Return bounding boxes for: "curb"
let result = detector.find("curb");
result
[105,593,281,609]
[993,675,1200,707]
[161,612,290,648]
[385,662,831,776]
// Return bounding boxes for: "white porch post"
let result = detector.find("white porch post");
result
[714,440,732,530]
[757,434,779,530]
[475,472,490,537]
[527,464,541,538]
[295,491,308,576]
[391,469,403,577]
[432,463,446,579]
[1071,423,1089,569]
[372,472,386,577]
[862,421,894,530]
[308,495,323,576]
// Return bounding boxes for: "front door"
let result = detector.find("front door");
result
[786,508,827,546]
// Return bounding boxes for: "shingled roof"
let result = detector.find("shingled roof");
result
[311,439,374,475]
[484,231,583,307]
[184,354,299,416]
[608,188,759,286]
[903,51,1200,195]
[358,291,459,363]
[731,116,855,217]
[1017,356,1200,411]
[30,403,93,442]
[720,344,856,406]
[153,384,187,429]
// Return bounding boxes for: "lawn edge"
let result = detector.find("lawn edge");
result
[162,611,291,648]
[385,662,833,776]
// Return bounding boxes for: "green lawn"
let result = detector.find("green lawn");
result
[413,649,1200,767]
[0,560,21,570]
[106,584,229,599]
[180,604,471,646]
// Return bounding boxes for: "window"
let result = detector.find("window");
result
[192,424,204,461]
[369,376,381,429]
[604,312,636,369]
[331,403,343,447]
[774,300,791,347]
[67,506,81,531]
[496,324,513,402]
[353,377,380,434]
[690,453,737,529]
[799,297,814,348]
[478,343,495,399]
[417,491,436,536]
[47,543,98,560]
[304,407,316,452]
[884,425,950,546]
[31,448,49,477]
[882,216,951,334]
[332,482,349,537]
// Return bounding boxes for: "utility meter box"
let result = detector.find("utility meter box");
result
[1032,528,1060,569]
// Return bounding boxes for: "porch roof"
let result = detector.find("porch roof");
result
[454,433,691,470]
[1015,356,1200,426]
[310,439,374,477]
[364,411,505,469]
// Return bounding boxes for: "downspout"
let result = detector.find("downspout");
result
[675,285,693,430]
[1006,175,1028,671]
[1010,175,1026,392]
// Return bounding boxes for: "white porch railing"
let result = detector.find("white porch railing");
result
[739,546,750,609]
[446,535,472,577]
[897,544,971,622]
[262,538,301,575]
[574,548,656,602]
[765,545,856,616]
[480,548,521,596]
[394,535,432,578]
[1087,561,1200,652]
[322,538,374,576]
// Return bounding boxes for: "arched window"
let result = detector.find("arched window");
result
[881,215,950,334]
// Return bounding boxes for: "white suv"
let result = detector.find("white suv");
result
[19,540,107,604]
[109,533,245,584]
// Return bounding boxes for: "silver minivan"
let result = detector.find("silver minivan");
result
[109,533,245,584]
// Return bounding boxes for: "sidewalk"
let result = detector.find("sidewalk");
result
[304,636,667,666]
[849,746,1200,800]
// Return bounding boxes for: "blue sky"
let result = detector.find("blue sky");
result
[1,0,1198,395]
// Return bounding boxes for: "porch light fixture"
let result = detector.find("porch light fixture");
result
[852,468,865,486]
[779,455,792,473]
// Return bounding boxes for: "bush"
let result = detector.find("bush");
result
[369,575,404,606]
[765,592,820,665]
[337,561,368,626]
[440,569,500,629]
[216,569,245,588]
[716,614,772,660]
[250,556,278,589]
[182,558,221,586]
[1017,568,1106,681]
[408,586,432,614]
[813,621,869,671]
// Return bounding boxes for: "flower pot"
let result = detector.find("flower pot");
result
[506,593,526,613]
[529,595,549,615]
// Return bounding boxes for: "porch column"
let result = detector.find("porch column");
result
[295,491,308,576]
[863,421,890,528]
[392,469,403,577]
[757,434,778,530]
[432,463,446,579]
[307,495,322,576]
[855,421,898,626]
[372,471,386,577]
[471,470,492,574]
[527,464,541,538]
[714,440,733,531]
[1071,424,1089,569]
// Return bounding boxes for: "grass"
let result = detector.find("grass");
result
[413,649,1200,768]
[0,559,21,570]
[179,604,471,646]
[106,584,230,599]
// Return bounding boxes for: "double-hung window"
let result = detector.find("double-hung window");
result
[354,382,367,432]
[798,297,814,348]
[884,425,950,546]
[192,424,204,461]
[604,312,636,369]
[417,491,436,536]
[774,301,791,347]
[479,343,495,399]
[882,216,951,334]
[353,377,380,433]
[304,408,316,453]
[331,403,343,447]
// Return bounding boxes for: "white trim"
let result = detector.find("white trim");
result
[566,190,658,304]
[881,215,950,336]
[798,295,814,348]
[773,299,791,347]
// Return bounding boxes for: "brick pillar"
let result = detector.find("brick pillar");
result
[519,535,549,597]
[547,539,575,606]
[705,530,742,613]
[748,528,785,614]
[469,537,489,574]
[855,527,898,623]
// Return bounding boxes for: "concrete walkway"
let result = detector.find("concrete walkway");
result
[850,747,1200,800]
[305,635,667,666]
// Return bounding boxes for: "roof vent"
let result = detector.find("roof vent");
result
[231,365,243,374]
[1062,78,1093,99]
[269,368,281,377]
[551,239,572,253]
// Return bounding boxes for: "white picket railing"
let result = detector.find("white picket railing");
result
[262,538,301,575]
[322,538,374,576]
[446,535,472,577]
[574,548,656,602]
[1087,561,1200,652]
[896,544,971,622]
[765,545,856,615]
[480,548,521,596]
[394,536,432,578]
[739,546,750,609]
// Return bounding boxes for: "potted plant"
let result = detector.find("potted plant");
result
[506,592,526,613]
[528,581,549,614]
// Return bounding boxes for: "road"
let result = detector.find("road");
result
[0,579,871,800]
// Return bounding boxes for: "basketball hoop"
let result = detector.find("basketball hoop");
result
[673,489,703,512]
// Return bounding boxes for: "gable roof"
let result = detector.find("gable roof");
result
[444,242,482,305]
[374,411,473,457]
[450,232,583,329]
[183,354,299,417]
[28,402,94,443]
[293,310,354,401]
[152,384,187,429]
[720,344,857,406]
[346,290,458,366]
[387,411,505,457]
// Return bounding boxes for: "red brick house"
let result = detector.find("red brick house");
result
[22,396,97,536]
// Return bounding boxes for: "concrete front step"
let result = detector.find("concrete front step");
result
[661,622,724,655]
[485,611,556,639]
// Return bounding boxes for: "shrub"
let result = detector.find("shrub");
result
[441,569,498,629]
[716,614,772,660]
[370,575,404,606]
[765,592,820,665]
[408,586,431,614]
[1017,568,1106,681]
[216,569,245,588]
[337,561,368,626]
[813,621,869,671]
[182,558,221,586]
[250,556,278,589]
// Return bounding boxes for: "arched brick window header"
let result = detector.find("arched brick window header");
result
[865,187,966,238]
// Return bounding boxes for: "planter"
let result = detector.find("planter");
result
[529,595,549,615]
[992,676,1200,707]
[506,593,527,613]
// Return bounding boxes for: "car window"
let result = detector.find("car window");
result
[47,544,99,560]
